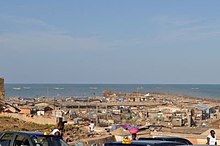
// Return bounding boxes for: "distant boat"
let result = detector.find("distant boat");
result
[23,87,31,89]
[53,87,64,90]
[13,88,21,90]
[89,87,97,90]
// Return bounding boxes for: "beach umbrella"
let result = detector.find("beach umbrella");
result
[121,124,130,130]
[128,127,139,134]
[121,124,139,134]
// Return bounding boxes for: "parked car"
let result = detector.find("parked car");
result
[104,140,185,146]
[138,136,192,145]
[0,131,68,146]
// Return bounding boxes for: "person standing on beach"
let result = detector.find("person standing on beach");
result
[89,120,95,136]
[207,130,217,145]
[131,133,137,140]
[57,120,67,138]
[51,129,61,136]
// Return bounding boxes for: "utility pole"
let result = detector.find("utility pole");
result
[0,78,5,99]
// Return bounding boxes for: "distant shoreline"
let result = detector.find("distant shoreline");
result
[4,84,220,99]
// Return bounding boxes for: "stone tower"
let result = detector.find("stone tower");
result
[0,78,5,99]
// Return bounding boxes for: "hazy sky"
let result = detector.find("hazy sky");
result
[1,1,220,84]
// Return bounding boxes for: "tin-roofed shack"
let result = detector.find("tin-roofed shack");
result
[33,102,54,116]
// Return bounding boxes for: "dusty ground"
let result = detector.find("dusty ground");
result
[0,116,55,131]
[209,119,220,128]
[0,116,106,143]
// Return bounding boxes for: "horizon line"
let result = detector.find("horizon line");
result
[4,82,220,85]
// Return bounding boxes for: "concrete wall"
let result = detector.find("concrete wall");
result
[69,135,115,146]
[68,135,220,146]
[0,113,57,125]
[187,138,220,145]
[0,78,4,99]
[151,131,219,145]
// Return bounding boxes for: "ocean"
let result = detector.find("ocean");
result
[4,84,220,99]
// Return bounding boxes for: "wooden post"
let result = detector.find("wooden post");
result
[106,105,108,120]
[96,105,99,124]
